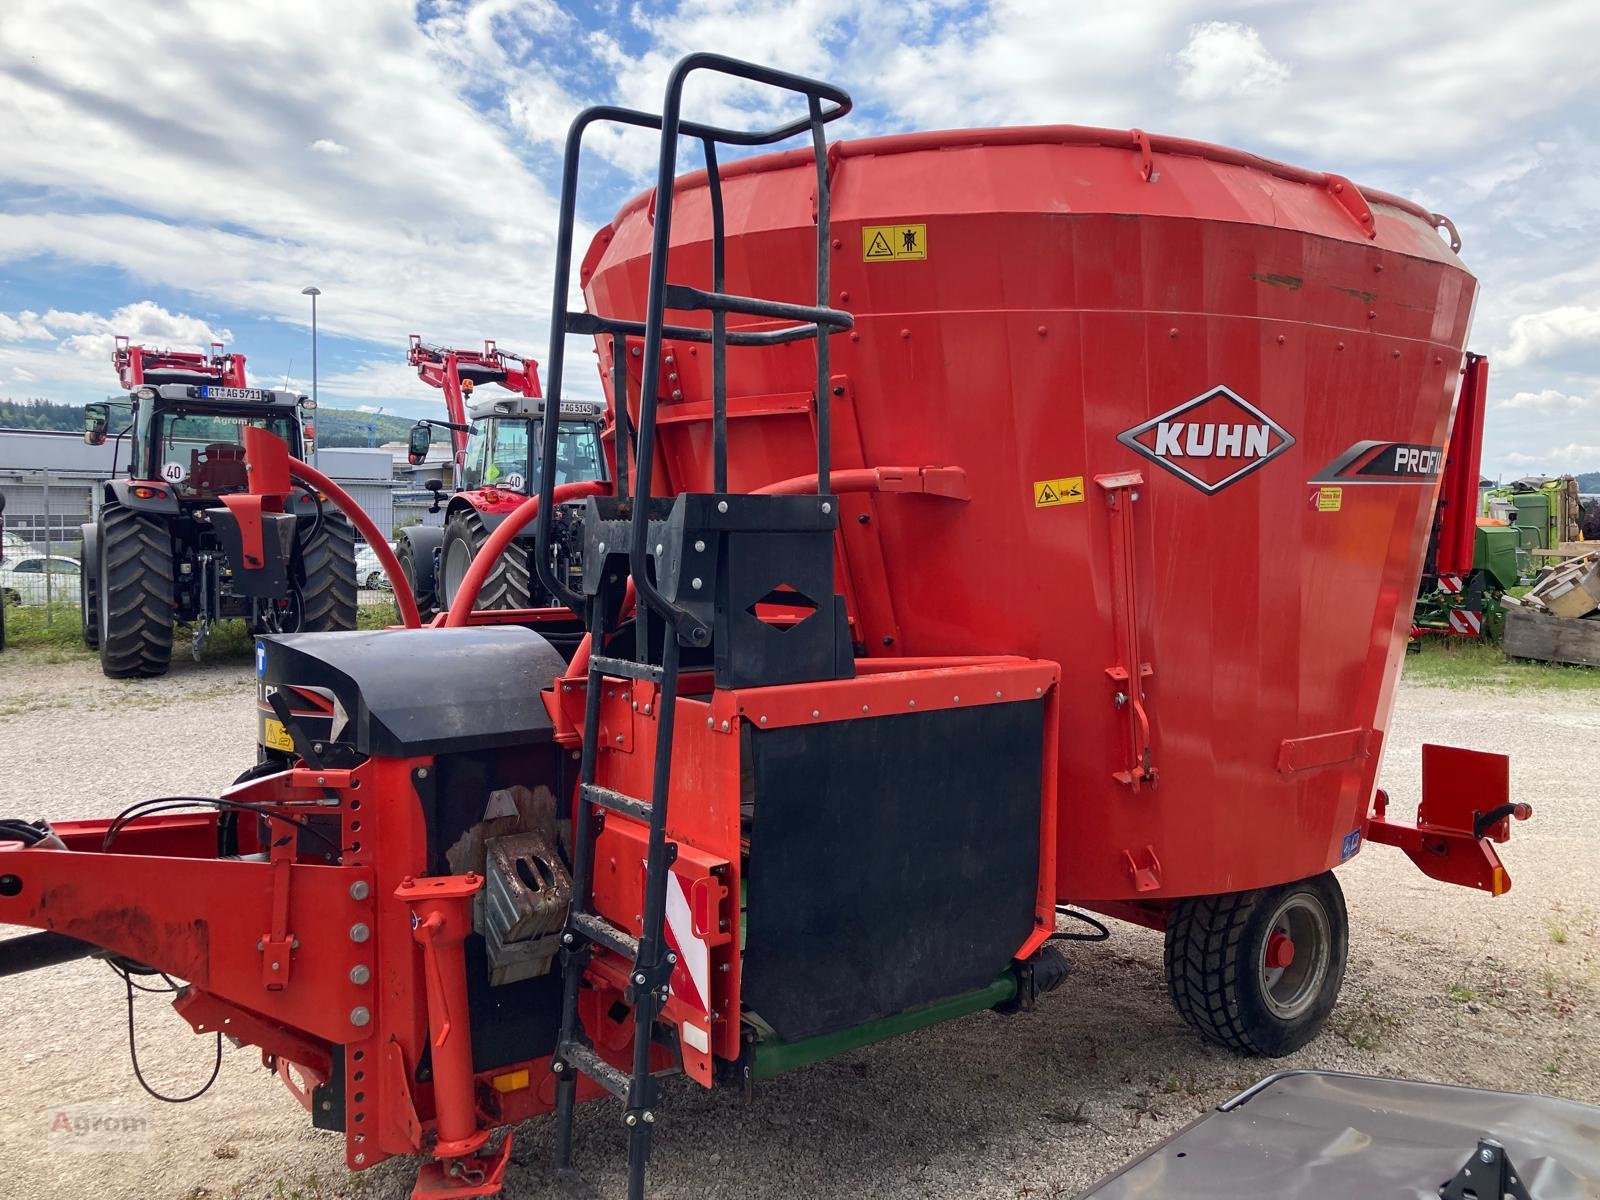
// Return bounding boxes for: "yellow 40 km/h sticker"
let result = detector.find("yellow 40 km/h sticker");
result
[862,224,927,262]
[1034,476,1085,507]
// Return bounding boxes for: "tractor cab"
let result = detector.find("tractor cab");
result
[107,384,310,502]
[448,394,606,498]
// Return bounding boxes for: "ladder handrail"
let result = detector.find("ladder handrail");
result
[629,55,849,645]
[532,58,852,624]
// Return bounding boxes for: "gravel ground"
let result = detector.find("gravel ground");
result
[0,647,1595,1200]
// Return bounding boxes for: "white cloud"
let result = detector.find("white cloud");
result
[308,139,350,156]
[1174,22,1289,103]
[0,311,51,341]
[0,0,558,350]
[1497,306,1600,368]
[1494,388,1597,414]
[1503,444,1600,470]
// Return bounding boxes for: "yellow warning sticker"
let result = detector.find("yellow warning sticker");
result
[1034,476,1086,507]
[862,224,927,262]
[1317,486,1343,513]
[262,716,294,753]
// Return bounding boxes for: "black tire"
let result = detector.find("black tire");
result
[79,521,100,649]
[439,508,530,613]
[396,525,444,621]
[298,511,358,632]
[1164,870,1348,1056]
[97,503,174,678]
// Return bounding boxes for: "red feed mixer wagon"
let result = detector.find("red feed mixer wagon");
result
[0,54,1532,1200]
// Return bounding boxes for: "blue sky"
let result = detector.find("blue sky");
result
[1,0,1597,478]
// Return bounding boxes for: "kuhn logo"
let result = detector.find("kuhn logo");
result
[1116,385,1295,494]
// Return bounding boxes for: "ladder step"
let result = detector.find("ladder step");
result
[558,1040,632,1100]
[582,783,653,821]
[591,655,666,683]
[572,911,641,962]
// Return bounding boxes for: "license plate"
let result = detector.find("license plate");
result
[262,716,294,753]
[202,386,269,401]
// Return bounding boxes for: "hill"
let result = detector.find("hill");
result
[0,397,416,448]
[1577,471,1599,493]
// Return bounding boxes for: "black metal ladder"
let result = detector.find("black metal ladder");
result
[538,53,852,1200]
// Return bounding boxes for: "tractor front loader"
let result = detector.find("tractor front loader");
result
[0,52,1536,1200]
[398,336,607,626]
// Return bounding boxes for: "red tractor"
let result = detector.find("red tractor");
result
[0,54,1537,1200]
[396,336,607,619]
[77,337,356,676]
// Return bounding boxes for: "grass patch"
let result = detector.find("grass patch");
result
[1546,915,1570,945]
[1447,982,1478,1004]
[1,600,398,659]
[1401,638,1600,692]
[0,601,91,653]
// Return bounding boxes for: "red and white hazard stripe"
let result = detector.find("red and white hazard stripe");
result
[662,872,713,1053]
[1447,610,1483,636]
[1437,574,1464,594]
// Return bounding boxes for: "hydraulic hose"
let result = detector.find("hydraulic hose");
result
[443,480,610,627]
[287,457,422,628]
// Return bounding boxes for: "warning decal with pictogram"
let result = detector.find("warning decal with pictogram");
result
[1033,475,1085,507]
[861,224,927,262]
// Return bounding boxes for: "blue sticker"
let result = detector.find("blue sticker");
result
[1340,828,1362,861]
[255,641,267,676]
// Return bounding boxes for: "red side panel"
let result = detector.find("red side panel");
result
[1436,354,1488,578]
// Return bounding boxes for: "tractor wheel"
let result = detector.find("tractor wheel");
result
[79,521,100,649]
[396,525,443,622]
[440,508,530,614]
[97,502,174,678]
[1163,870,1347,1056]
[298,511,358,632]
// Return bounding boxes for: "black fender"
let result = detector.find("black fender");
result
[396,522,446,589]
[104,478,180,515]
[79,522,100,589]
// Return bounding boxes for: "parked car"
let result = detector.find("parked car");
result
[354,541,396,590]
[2,529,34,557]
[0,553,81,606]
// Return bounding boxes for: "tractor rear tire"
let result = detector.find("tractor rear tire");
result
[1163,870,1347,1057]
[298,511,358,632]
[396,525,444,622]
[440,508,530,613]
[97,503,174,678]
[79,521,100,649]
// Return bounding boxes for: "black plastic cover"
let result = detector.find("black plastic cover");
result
[742,700,1043,1041]
[1076,1070,1600,1199]
[259,627,564,757]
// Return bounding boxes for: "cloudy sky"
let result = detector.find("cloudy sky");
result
[1,0,1596,477]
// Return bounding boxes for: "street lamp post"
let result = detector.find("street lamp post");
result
[301,286,321,467]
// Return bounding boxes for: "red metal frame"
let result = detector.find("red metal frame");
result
[115,334,249,391]
[407,335,541,470]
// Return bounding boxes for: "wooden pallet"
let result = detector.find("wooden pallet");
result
[1503,605,1600,668]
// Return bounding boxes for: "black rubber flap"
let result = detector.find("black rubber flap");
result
[260,627,564,757]
[742,700,1043,1042]
[1076,1070,1600,1199]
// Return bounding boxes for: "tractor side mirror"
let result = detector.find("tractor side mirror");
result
[408,422,432,466]
[83,403,110,446]
[424,477,444,513]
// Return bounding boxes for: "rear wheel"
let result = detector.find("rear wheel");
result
[79,521,100,649]
[97,503,174,678]
[439,508,530,613]
[1164,870,1347,1056]
[298,511,358,632]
